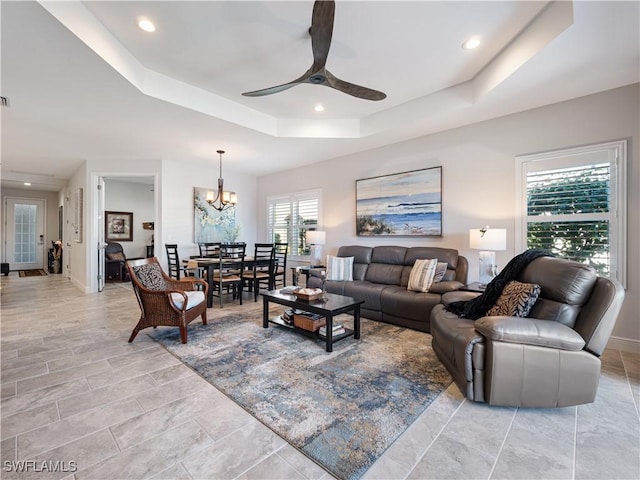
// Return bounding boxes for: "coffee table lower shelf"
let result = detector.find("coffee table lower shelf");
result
[261,290,364,353]
[268,315,355,343]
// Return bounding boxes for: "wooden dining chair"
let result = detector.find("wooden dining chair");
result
[198,242,221,258]
[273,242,288,289]
[245,243,275,302]
[165,244,182,280]
[209,243,246,308]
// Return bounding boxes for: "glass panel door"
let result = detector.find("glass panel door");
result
[5,198,45,271]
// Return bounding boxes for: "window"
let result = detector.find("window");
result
[267,189,321,257]
[516,141,626,285]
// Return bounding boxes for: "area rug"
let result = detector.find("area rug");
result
[18,269,47,277]
[150,308,452,480]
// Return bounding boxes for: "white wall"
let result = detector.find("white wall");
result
[104,179,154,259]
[160,158,258,270]
[257,84,640,349]
[67,162,88,291]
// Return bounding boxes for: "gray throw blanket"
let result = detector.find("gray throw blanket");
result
[445,249,553,319]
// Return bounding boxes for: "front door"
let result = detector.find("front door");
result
[4,198,46,271]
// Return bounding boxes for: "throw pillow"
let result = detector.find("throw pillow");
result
[132,263,168,291]
[326,256,354,281]
[433,262,448,283]
[486,280,541,317]
[107,252,125,262]
[407,258,438,292]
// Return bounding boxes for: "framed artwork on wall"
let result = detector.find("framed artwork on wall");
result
[105,211,133,241]
[356,166,442,236]
[194,187,236,242]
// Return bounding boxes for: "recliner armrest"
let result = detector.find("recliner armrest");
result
[428,280,464,294]
[475,316,586,351]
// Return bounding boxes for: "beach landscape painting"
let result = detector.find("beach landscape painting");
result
[356,167,442,236]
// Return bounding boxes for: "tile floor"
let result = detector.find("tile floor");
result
[1,274,638,480]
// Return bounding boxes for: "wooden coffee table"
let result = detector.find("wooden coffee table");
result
[261,290,364,352]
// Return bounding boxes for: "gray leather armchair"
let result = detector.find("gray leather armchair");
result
[431,256,624,408]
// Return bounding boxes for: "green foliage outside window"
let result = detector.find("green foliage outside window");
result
[526,166,610,276]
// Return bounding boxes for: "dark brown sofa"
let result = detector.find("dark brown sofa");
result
[308,245,468,332]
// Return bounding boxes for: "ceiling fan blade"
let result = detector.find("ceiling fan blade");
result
[310,0,335,68]
[325,70,387,101]
[242,82,299,97]
[242,66,317,97]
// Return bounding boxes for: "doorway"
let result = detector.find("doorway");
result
[4,197,46,271]
[91,174,157,293]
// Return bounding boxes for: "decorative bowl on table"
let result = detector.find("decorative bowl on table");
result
[292,288,323,301]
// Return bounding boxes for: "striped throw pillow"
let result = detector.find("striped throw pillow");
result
[326,256,354,281]
[407,259,438,292]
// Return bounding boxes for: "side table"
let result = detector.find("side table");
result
[290,265,326,287]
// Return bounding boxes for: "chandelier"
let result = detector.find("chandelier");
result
[206,149,237,212]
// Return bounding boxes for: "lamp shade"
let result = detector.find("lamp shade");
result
[305,230,326,245]
[469,228,507,251]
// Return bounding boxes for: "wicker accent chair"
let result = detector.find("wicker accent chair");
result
[126,257,209,344]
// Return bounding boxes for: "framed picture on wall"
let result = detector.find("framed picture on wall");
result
[105,211,133,241]
[356,166,442,236]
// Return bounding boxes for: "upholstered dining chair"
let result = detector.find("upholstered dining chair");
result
[245,243,276,301]
[273,242,288,289]
[126,257,209,344]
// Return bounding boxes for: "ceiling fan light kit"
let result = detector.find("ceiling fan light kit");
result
[242,0,386,101]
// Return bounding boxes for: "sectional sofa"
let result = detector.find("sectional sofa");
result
[307,245,468,332]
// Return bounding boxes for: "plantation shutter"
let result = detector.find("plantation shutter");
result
[517,141,626,284]
[267,190,321,257]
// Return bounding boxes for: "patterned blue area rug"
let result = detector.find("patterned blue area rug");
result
[150,307,451,480]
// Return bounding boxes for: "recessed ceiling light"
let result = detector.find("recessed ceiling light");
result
[23,182,31,186]
[314,104,325,112]
[138,18,156,33]
[462,37,481,50]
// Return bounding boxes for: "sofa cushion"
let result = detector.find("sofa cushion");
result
[519,256,596,306]
[404,247,459,269]
[337,246,372,281]
[381,286,441,323]
[433,262,448,283]
[486,280,541,317]
[366,263,404,285]
[343,281,387,311]
[407,259,438,292]
[326,256,354,281]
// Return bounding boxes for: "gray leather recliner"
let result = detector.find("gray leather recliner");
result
[430,256,625,408]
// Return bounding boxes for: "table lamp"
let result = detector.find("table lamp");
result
[469,226,507,287]
[305,230,326,267]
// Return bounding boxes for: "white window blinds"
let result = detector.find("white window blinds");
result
[516,141,626,284]
[267,190,321,257]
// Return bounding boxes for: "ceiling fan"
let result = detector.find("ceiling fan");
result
[242,0,386,101]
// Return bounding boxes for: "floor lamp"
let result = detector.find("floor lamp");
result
[469,227,507,287]
[305,230,326,268]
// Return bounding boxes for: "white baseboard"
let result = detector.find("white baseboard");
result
[607,335,640,354]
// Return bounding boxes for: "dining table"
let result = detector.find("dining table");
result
[185,255,271,307]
